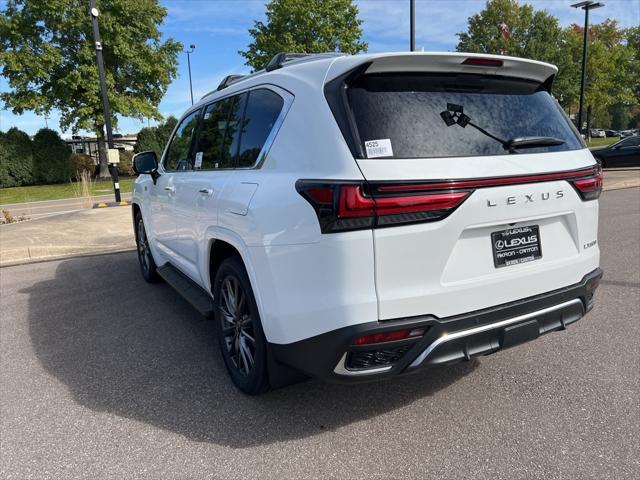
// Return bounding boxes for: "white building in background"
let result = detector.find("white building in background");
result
[65,133,137,164]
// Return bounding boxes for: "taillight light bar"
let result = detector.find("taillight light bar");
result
[297,166,602,234]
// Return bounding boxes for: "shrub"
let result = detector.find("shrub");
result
[0,128,34,187]
[32,128,71,184]
[117,150,135,176]
[69,153,94,180]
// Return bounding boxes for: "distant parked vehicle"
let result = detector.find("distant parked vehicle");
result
[590,129,606,138]
[620,129,639,138]
[591,136,640,168]
[604,130,619,138]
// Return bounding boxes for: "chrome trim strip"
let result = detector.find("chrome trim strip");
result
[409,298,583,368]
[333,352,393,376]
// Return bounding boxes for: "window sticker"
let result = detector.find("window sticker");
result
[194,151,203,169]
[364,139,393,158]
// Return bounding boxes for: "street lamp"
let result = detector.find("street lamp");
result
[89,0,121,203]
[571,1,605,137]
[409,0,416,51]
[184,44,195,105]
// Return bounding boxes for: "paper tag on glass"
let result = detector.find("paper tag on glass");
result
[364,139,393,158]
[194,151,203,168]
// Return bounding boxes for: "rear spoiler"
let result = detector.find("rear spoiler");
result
[326,52,558,85]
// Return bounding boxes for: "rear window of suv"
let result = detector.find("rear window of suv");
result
[347,74,583,159]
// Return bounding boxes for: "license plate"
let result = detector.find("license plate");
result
[491,225,542,268]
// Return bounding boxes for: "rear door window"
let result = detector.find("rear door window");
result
[164,109,201,171]
[194,93,247,170]
[347,74,583,159]
[237,89,284,168]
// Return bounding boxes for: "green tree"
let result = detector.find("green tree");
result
[32,128,71,184]
[0,127,33,187]
[561,20,636,128]
[240,0,367,71]
[0,0,181,178]
[456,0,638,130]
[457,0,565,60]
[457,1,572,101]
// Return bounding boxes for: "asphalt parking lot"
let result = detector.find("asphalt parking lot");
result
[1,188,638,480]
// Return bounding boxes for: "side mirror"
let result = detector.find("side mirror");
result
[133,151,158,175]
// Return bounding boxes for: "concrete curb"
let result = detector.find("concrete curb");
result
[0,246,136,268]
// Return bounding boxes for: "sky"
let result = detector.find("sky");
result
[1,0,638,137]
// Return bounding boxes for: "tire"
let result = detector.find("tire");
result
[213,257,269,395]
[135,211,160,283]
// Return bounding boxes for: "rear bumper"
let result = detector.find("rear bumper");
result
[270,268,603,383]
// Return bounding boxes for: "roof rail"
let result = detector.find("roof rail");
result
[264,52,346,72]
[216,74,246,91]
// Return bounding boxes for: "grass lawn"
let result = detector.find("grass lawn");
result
[0,177,135,205]
[586,137,619,148]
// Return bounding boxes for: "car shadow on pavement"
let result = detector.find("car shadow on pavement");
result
[26,252,478,448]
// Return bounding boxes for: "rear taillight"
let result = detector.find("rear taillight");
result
[568,166,604,200]
[298,166,601,233]
[297,181,470,233]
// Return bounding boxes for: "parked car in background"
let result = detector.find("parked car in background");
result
[604,130,619,138]
[620,129,639,138]
[131,51,602,394]
[591,136,640,168]
[590,129,606,138]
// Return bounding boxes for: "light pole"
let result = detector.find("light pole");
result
[184,44,195,105]
[89,0,121,203]
[571,1,604,137]
[409,0,416,51]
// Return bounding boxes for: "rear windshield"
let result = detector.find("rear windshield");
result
[347,73,583,159]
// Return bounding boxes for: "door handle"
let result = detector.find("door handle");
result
[198,188,214,196]
[164,186,175,193]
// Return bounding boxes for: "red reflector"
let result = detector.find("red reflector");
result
[586,275,602,292]
[462,57,503,67]
[353,328,425,346]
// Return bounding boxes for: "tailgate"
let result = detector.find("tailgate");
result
[358,151,600,320]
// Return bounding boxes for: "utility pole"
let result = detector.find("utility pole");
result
[89,0,121,203]
[409,0,416,52]
[184,44,196,105]
[571,1,604,140]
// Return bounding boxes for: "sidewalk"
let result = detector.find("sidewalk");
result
[0,206,134,266]
[602,167,640,191]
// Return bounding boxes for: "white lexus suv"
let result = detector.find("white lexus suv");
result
[132,52,603,394]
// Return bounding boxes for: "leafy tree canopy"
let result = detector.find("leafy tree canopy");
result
[456,0,638,127]
[0,0,181,139]
[240,0,367,71]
